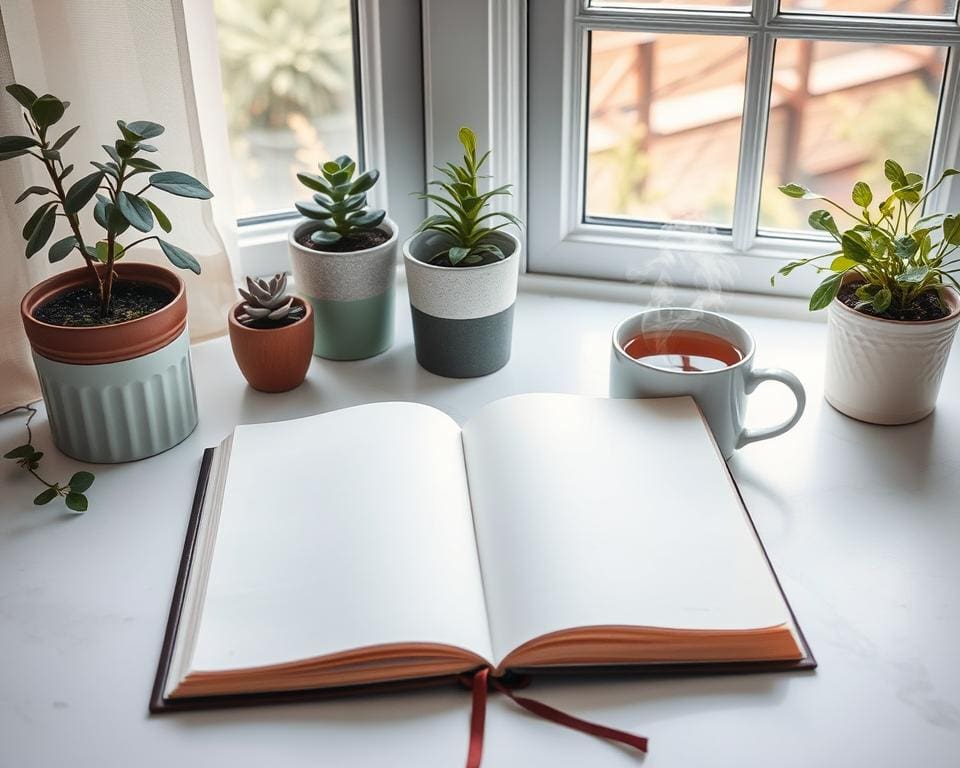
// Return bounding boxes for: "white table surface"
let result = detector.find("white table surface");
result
[2,279,959,768]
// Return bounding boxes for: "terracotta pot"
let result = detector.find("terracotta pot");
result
[19,263,198,463]
[825,275,960,424]
[21,262,187,364]
[228,298,314,392]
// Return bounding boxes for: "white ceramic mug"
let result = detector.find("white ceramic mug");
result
[609,308,806,459]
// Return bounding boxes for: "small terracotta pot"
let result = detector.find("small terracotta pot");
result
[228,298,314,392]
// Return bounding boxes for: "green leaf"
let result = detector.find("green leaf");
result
[15,186,52,204]
[127,157,161,172]
[91,161,119,179]
[809,272,843,311]
[22,201,56,240]
[68,471,95,493]
[148,171,212,199]
[3,444,34,459]
[6,83,38,109]
[448,246,471,266]
[873,287,892,313]
[48,236,77,263]
[841,231,871,263]
[897,265,930,285]
[25,205,56,258]
[30,94,66,128]
[780,183,811,199]
[65,492,88,513]
[34,487,58,506]
[943,215,960,245]
[297,172,333,195]
[124,120,164,139]
[59,163,74,179]
[102,144,122,165]
[884,159,907,186]
[295,201,334,220]
[117,191,154,232]
[94,240,123,263]
[851,182,872,208]
[808,209,839,237]
[158,239,201,274]
[322,160,340,175]
[893,235,918,261]
[145,199,171,233]
[51,125,80,151]
[310,231,342,246]
[0,135,40,153]
[63,171,104,214]
[855,283,880,301]
[347,169,379,196]
[830,256,858,272]
[346,209,385,229]
[458,126,477,157]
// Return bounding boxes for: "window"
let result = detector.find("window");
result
[527,0,960,295]
[209,0,425,277]
[213,0,362,221]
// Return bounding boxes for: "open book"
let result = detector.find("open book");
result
[152,394,813,711]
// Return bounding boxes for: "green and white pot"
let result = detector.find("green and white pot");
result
[20,263,198,464]
[288,218,398,360]
[403,230,520,378]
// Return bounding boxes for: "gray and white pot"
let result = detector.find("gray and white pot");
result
[20,263,198,464]
[288,218,398,360]
[403,230,520,378]
[825,282,960,424]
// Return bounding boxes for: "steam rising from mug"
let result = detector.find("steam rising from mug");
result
[624,222,739,339]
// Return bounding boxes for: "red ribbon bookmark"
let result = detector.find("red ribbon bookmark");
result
[462,668,648,768]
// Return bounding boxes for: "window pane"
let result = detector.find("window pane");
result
[585,31,748,227]
[589,1,748,8]
[779,0,956,17]
[214,0,360,219]
[759,40,946,233]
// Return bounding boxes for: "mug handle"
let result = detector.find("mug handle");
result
[735,368,806,450]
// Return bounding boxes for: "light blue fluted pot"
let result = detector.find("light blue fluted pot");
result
[32,328,198,464]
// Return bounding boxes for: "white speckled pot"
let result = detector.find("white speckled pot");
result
[403,230,520,378]
[288,218,398,360]
[825,284,960,424]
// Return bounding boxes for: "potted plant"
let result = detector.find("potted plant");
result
[2,83,212,463]
[774,159,960,424]
[403,126,522,378]
[228,273,313,392]
[287,155,397,360]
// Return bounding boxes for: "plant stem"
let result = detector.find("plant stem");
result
[41,152,100,293]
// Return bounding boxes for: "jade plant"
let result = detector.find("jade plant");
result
[417,126,522,266]
[295,155,385,247]
[773,159,960,316]
[237,273,305,327]
[0,83,213,318]
[3,405,93,512]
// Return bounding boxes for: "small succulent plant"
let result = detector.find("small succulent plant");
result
[237,273,305,327]
[295,155,385,247]
[416,126,521,267]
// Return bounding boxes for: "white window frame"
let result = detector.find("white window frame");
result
[527,0,960,297]
[227,0,426,277]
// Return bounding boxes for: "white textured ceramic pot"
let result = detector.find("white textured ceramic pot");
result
[403,230,520,378]
[825,284,960,424]
[20,263,198,463]
[287,218,398,360]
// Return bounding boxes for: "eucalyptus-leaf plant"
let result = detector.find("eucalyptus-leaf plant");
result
[773,159,960,315]
[417,126,521,266]
[295,155,385,247]
[0,84,213,317]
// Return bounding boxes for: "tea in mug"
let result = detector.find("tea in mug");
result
[622,329,744,373]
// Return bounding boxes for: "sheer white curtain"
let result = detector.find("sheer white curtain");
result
[0,0,236,411]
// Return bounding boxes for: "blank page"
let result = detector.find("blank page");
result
[188,402,493,673]
[461,394,791,665]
